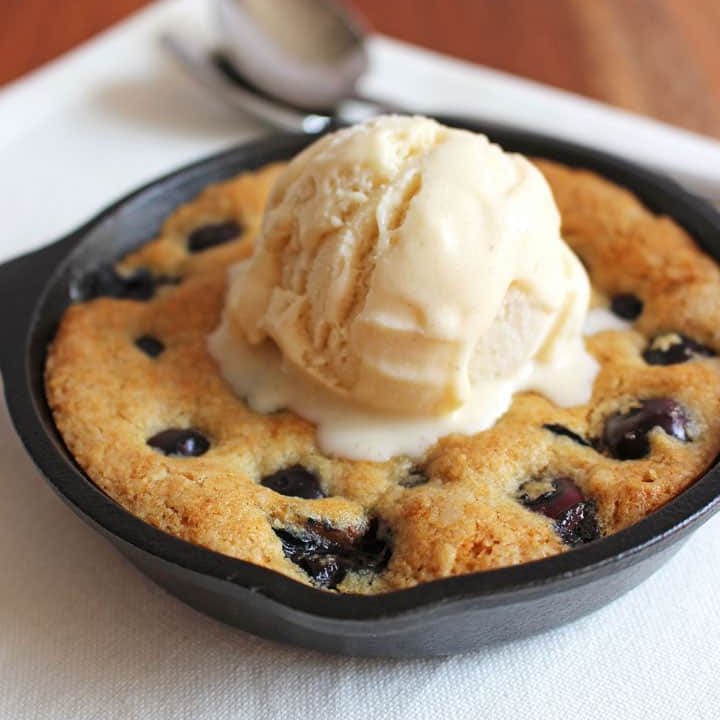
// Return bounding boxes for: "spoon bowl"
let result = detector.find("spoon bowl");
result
[214,0,369,111]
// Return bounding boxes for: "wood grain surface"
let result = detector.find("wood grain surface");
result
[2,0,720,138]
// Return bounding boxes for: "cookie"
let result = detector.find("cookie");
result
[45,158,720,593]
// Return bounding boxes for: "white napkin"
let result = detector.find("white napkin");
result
[1,1,719,717]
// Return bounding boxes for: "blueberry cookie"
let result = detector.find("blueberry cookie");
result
[45,159,720,593]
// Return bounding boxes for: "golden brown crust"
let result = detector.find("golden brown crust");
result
[45,158,720,593]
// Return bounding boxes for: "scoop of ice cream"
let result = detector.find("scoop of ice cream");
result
[218,116,592,419]
[209,116,597,459]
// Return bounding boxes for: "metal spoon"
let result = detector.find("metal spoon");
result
[160,3,720,207]
[161,0,406,134]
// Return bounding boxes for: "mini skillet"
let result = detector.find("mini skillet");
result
[1,117,720,656]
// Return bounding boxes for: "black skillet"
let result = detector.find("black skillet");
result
[2,116,720,657]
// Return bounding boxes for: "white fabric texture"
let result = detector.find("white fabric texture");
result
[1,1,719,717]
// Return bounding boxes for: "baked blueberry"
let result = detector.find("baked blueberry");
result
[642,333,715,366]
[517,476,600,545]
[610,293,643,320]
[147,428,210,457]
[261,465,324,499]
[71,266,179,302]
[187,220,243,252]
[543,423,591,447]
[274,518,391,589]
[298,555,346,588]
[518,476,583,517]
[135,335,165,358]
[554,502,600,546]
[599,398,690,460]
[399,466,429,488]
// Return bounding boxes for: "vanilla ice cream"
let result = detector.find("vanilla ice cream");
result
[209,116,598,460]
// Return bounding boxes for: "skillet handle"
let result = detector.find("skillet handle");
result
[0,231,82,376]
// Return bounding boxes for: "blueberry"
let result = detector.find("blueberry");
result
[298,554,346,588]
[71,265,179,302]
[610,293,643,320]
[261,465,324,499]
[518,476,583,518]
[135,335,165,358]
[147,428,209,457]
[642,333,715,366]
[274,518,391,589]
[399,466,429,488]
[517,476,600,546]
[543,423,591,447]
[554,502,601,546]
[187,220,243,253]
[599,398,690,460]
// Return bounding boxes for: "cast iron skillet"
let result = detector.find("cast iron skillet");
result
[2,116,720,657]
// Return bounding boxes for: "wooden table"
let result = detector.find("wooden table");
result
[3,0,720,138]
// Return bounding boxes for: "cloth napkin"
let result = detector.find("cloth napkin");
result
[1,1,719,718]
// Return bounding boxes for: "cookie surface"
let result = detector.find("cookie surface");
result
[45,158,720,593]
